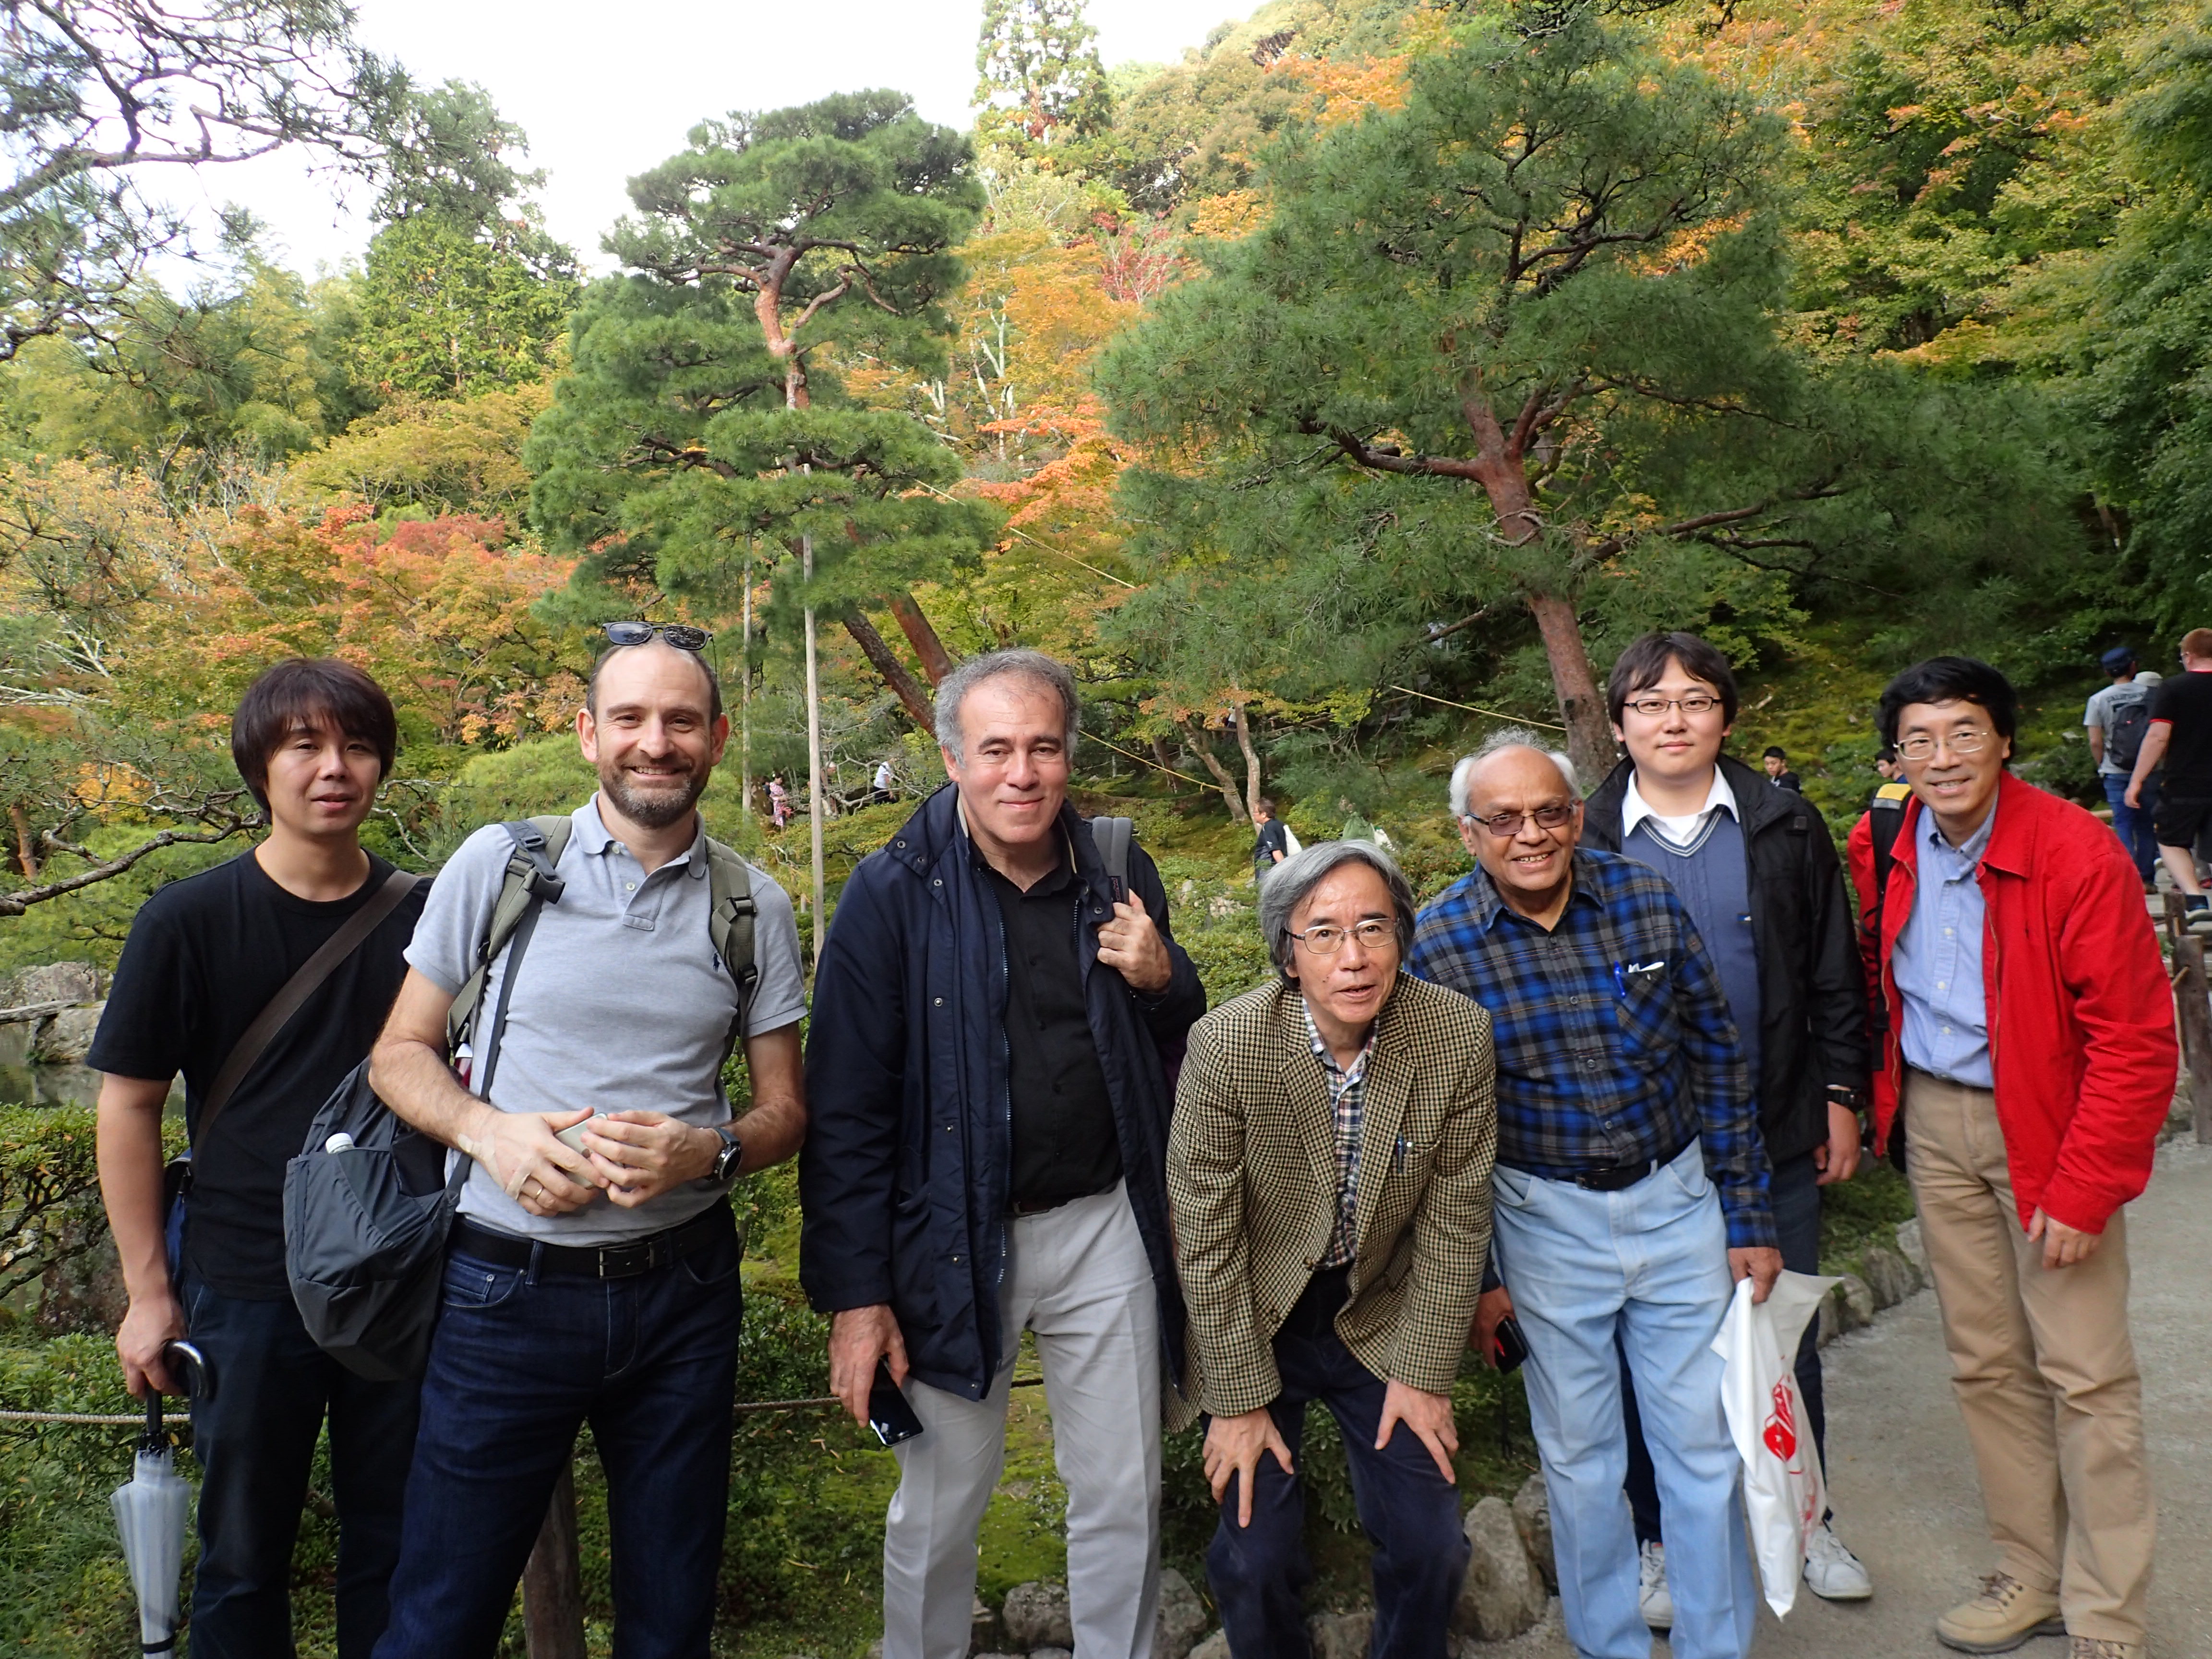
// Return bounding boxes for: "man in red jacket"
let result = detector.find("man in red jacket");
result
[1848,657,2175,1659]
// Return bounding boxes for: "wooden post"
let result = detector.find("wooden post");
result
[2176,933,2212,1145]
[522,1460,586,1659]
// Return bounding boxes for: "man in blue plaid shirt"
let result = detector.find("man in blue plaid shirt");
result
[1410,731,1778,1659]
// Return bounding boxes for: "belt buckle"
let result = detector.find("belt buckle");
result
[596,1240,656,1279]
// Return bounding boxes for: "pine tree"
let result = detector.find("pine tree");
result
[975,0,1111,144]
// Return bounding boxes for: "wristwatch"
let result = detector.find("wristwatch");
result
[709,1124,745,1182]
[1826,1084,1865,1111]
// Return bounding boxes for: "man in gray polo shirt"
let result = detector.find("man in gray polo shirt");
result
[367,632,806,1659]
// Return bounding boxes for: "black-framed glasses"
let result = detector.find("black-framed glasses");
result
[1463,802,1576,838]
[1289,918,1397,955]
[603,621,712,651]
[1895,728,1993,762]
[1623,694,1721,718]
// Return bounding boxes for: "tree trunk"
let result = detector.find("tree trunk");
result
[9,804,35,880]
[521,1462,586,1659]
[1230,704,1264,823]
[842,612,936,730]
[1523,589,1611,789]
[888,592,957,685]
[1183,721,1250,823]
[1149,735,1181,792]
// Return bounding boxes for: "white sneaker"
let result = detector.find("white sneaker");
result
[1639,1539,1674,1630]
[1803,1519,1874,1601]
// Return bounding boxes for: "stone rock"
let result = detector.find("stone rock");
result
[1816,1288,1838,1348]
[1307,1607,1374,1659]
[1029,1649,1073,1659]
[1512,1472,1556,1593]
[970,1595,1001,1654]
[1859,1242,1920,1309]
[1001,1582,1073,1651]
[29,1002,102,1063]
[1453,1495,1546,1642]
[865,1645,884,1659]
[12,962,98,1006]
[1187,1635,1230,1659]
[1894,1218,1928,1274]
[1154,1567,1209,1659]
[1837,1273,1875,1331]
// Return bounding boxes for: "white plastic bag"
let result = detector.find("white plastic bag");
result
[1282,826,1304,855]
[1711,1269,1838,1616]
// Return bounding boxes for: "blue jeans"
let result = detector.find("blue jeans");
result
[372,1216,743,1659]
[180,1272,420,1659]
[1624,1148,1826,1542]
[1206,1269,1469,1659]
[1492,1142,1755,1659]
[2103,772,2160,883]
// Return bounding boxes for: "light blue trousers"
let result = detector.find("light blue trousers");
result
[1492,1141,1756,1659]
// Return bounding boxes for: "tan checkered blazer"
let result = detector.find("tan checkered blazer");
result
[1168,972,1498,1417]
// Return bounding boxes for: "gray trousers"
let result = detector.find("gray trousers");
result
[882,1181,1163,1659]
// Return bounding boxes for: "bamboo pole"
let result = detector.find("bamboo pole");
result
[521,1463,585,1659]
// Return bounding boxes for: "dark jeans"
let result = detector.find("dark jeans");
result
[180,1272,420,1659]
[372,1215,744,1659]
[1206,1269,1469,1659]
[2102,772,2160,884]
[1624,1149,1826,1544]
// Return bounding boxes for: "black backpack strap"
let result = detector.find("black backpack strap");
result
[1092,816,1134,903]
[446,817,572,1059]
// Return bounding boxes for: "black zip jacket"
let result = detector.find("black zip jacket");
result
[799,785,1206,1401]
[1582,753,1871,1167]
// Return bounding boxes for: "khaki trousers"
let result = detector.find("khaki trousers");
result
[1904,1069,2154,1644]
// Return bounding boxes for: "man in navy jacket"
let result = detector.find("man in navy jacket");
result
[802,649,1206,1659]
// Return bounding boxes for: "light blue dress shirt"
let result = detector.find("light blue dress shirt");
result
[1891,801,1997,1089]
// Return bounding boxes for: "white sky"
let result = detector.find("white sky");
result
[154,0,1227,282]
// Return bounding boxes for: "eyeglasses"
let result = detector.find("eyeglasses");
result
[603,622,712,651]
[1289,918,1397,955]
[1622,694,1721,718]
[1895,728,1994,762]
[1462,803,1576,838]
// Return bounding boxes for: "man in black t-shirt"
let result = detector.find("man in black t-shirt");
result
[1252,795,1289,884]
[2126,627,2212,934]
[91,660,427,1659]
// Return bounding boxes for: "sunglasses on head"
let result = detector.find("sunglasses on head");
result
[602,622,712,651]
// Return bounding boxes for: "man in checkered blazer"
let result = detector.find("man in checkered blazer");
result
[1169,838,1498,1659]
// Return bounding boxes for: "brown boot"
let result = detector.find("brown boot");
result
[1936,1573,2064,1654]
[2070,1640,2146,1659]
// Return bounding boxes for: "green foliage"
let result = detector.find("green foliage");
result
[352,216,579,402]
[976,0,1112,145]
[0,1107,110,1306]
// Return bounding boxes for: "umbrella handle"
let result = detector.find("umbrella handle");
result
[140,1387,165,1454]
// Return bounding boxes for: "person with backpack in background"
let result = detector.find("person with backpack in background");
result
[2125,628,2212,933]
[1850,658,2172,1659]
[364,626,808,1657]
[1251,795,1290,884]
[2085,647,2159,889]
[91,659,429,1658]
[1581,633,1875,1624]
[802,649,1206,1659]
[1762,745,1803,792]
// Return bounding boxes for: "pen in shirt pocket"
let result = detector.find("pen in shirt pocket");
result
[1612,959,1666,997]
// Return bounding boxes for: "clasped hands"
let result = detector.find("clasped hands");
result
[1205,1380,1457,1528]
[460,1107,719,1217]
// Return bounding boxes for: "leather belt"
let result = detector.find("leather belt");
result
[1505,1142,1690,1194]
[452,1201,732,1279]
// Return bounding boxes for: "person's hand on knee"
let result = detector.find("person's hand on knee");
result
[1204,1407,1295,1528]
[1376,1379,1459,1484]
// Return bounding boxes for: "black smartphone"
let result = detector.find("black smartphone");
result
[868,1358,926,1448]
[1491,1315,1531,1374]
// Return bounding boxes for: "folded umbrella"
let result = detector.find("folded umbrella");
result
[110,1342,211,1655]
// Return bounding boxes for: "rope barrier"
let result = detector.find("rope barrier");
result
[0,1376,1046,1428]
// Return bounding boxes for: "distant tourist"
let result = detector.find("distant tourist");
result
[768,773,793,830]
[1762,745,1803,792]
[871,757,896,805]
[1852,657,2172,1659]
[1875,745,1902,782]
[2124,628,2212,931]
[91,659,429,1657]
[2085,646,2158,888]
[1251,795,1289,883]
[1582,632,1875,1621]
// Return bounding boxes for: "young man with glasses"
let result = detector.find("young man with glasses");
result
[1170,838,1497,1658]
[1581,632,1875,1624]
[1410,730,1776,1659]
[1850,657,2173,1659]
[2123,627,2212,931]
[366,625,809,1655]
